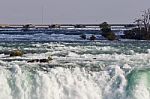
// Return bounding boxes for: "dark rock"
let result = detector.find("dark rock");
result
[39,59,49,63]
[39,57,53,63]
[27,59,38,63]
[27,56,53,63]
[80,34,86,39]
[35,59,39,62]
[90,35,96,40]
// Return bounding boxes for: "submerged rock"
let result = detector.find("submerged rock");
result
[27,56,53,63]
[27,59,39,63]
[39,59,49,63]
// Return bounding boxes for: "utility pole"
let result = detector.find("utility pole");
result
[42,6,44,24]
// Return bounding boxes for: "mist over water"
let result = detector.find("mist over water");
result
[0,31,150,99]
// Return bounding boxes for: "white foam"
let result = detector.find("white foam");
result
[0,70,12,99]
[0,42,150,99]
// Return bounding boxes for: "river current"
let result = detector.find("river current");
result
[0,30,149,99]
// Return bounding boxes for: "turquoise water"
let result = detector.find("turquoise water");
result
[0,41,150,99]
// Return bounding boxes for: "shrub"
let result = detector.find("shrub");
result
[104,32,116,40]
[100,22,117,40]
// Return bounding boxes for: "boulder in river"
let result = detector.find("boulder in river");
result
[80,34,86,39]
[90,35,96,40]
[10,50,23,57]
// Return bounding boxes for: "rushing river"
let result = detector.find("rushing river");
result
[0,31,150,99]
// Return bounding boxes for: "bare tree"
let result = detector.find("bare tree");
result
[134,8,150,33]
[142,9,149,32]
[142,8,150,32]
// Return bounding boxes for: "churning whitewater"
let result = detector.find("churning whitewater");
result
[0,40,150,99]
